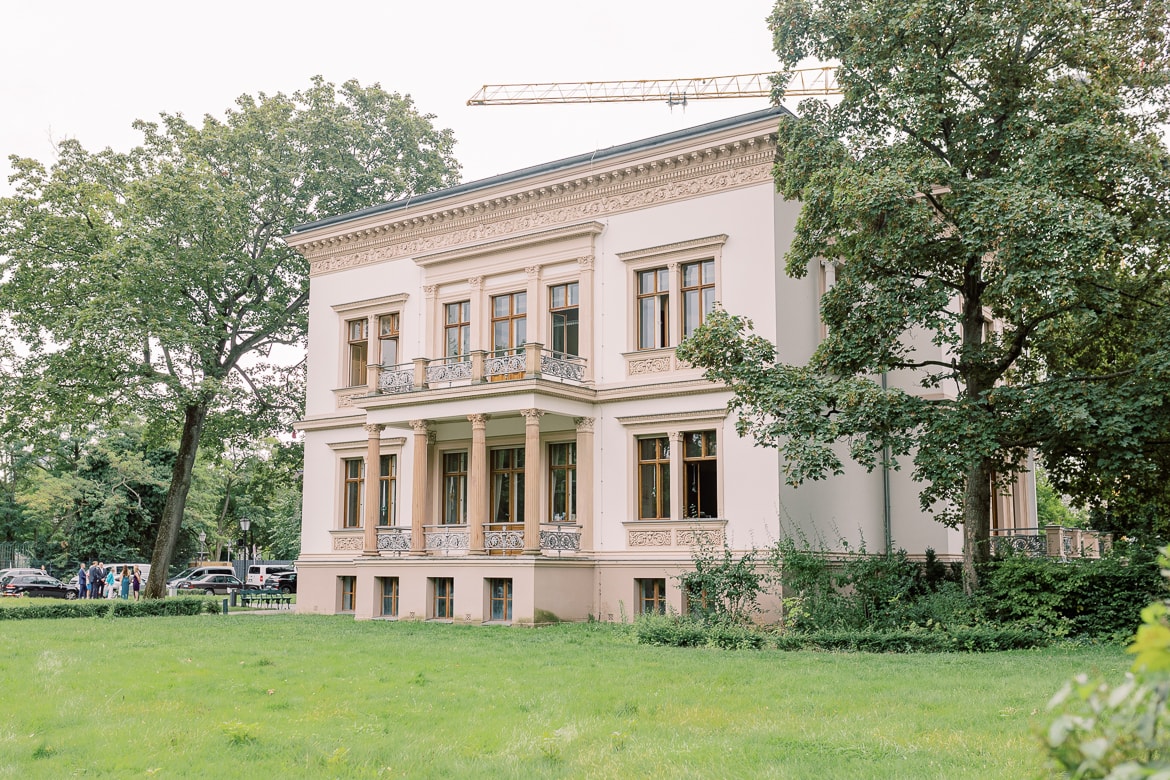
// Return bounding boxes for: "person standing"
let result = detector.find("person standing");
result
[132,567,141,601]
[88,561,100,599]
[77,564,87,600]
[119,566,131,599]
[105,566,116,599]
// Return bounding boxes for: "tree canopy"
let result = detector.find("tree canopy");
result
[679,0,1170,587]
[0,77,460,595]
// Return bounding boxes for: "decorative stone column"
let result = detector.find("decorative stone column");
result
[526,265,542,345]
[468,413,489,554]
[574,416,595,552]
[366,313,382,393]
[667,261,681,348]
[577,256,595,381]
[362,423,384,555]
[422,285,437,358]
[468,276,486,353]
[522,408,544,554]
[409,420,431,555]
[670,430,685,522]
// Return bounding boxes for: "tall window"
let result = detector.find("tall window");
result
[681,260,715,337]
[432,577,453,619]
[683,431,718,519]
[347,319,369,386]
[638,436,671,519]
[343,458,364,528]
[549,282,579,356]
[638,579,666,615]
[549,442,576,523]
[490,447,525,523]
[379,313,400,366]
[379,454,397,526]
[637,268,670,350]
[491,292,527,353]
[443,452,468,525]
[489,578,513,621]
[340,576,356,612]
[380,577,399,617]
[445,301,471,358]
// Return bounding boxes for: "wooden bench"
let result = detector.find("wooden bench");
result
[239,589,292,609]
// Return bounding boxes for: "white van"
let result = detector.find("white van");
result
[246,564,295,588]
[168,565,234,587]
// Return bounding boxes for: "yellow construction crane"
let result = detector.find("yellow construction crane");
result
[467,66,839,107]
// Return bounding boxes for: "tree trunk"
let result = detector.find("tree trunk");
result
[961,457,994,594]
[144,402,209,599]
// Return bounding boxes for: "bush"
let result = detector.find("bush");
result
[678,542,766,623]
[0,597,222,620]
[773,626,1049,653]
[634,614,769,650]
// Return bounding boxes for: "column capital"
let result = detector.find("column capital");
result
[468,413,490,428]
[577,255,595,271]
[520,408,545,424]
[363,423,385,436]
[468,275,484,290]
[669,430,685,442]
[667,260,680,272]
[423,284,438,299]
[526,264,543,279]
[409,419,431,434]
[574,416,595,432]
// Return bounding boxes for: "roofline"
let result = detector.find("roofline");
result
[290,105,790,235]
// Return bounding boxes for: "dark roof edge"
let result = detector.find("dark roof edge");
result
[291,105,790,235]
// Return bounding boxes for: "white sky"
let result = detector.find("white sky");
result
[1,0,782,198]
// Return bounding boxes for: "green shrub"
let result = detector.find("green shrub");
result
[634,614,706,647]
[774,626,1049,653]
[678,542,766,623]
[0,598,221,620]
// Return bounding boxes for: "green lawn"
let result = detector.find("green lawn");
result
[0,613,1126,778]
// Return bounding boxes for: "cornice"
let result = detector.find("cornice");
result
[413,222,605,268]
[617,234,729,263]
[331,292,409,314]
[302,132,776,277]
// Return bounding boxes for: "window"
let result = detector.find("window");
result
[432,577,453,619]
[548,442,576,523]
[340,576,356,612]
[347,319,369,386]
[637,268,670,350]
[379,313,400,367]
[379,454,397,526]
[489,578,513,621]
[380,577,399,617]
[491,292,527,353]
[638,578,666,615]
[549,282,579,356]
[343,458,364,528]
[638,437,671,519]
[490,447,525,523]
[683,431,718,519]
[682,260,715,337]
[442,452,468,525]
[445,301,471,358]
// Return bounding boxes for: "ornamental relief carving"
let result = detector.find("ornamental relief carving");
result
[307,153,772,276]
[627,356,673,375]
[628,530,673,547]
[332,535,363,551]
[676,529,724,547]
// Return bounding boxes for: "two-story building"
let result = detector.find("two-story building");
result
[287,106,1035,623]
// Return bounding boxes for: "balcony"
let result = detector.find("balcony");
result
[373,342,587,396]
[348,523,582,557]
[990,526,1113,559]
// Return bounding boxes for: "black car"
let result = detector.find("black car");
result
[267,571,297,594]
[2,574,70,598]
[175,573,245,595]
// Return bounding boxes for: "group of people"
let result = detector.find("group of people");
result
[77,562,141,600]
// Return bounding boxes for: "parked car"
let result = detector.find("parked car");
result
[2,574,70,598]
[168,566,235,588]
[175,573,245,595]
[266,571,297,594]
[246,564,294,588]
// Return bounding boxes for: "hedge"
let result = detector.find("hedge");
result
[0,598,222,620]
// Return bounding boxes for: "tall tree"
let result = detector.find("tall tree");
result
[0,77,460,597]
[679,0,1170,588]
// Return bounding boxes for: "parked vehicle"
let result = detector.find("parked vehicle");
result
[246,564,294,588]
[2,574,70,598]
[267,571,297,594]
[175,573,245,595]
[168,566,235,587]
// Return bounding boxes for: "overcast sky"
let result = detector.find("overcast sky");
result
[1,0,783,198]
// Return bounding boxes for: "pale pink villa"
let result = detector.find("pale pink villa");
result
[287,107,1037,623]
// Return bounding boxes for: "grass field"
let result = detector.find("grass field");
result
[0,612,1127,778]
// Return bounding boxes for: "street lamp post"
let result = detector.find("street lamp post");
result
[239,517,251,581]
[198,531,207,562]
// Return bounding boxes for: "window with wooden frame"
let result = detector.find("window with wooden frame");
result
[681,260,715,338]
[340,576,356,612]
[491,292,527,353]
[379,313,400,367]
[490,447,525,523]
[638,578,667,615]
[636,268,670,350]
[378,454,397,526]
[444,301,471,358]
[431,577,453,619]
[683,430,718,519]
[637,436,671,519]
[346,319,369,387]
[380,577,399,617]
[343,458,364,528]
[548,442,576,523]
[442,451,468,525]
[549,282,579,357]
[489,578,513,621]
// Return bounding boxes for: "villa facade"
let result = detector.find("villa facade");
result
[287,107,1035,623]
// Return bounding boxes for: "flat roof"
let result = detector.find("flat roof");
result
[291,105,790,235]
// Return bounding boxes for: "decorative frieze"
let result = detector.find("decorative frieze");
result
[676,529,724,547]
[332,535,363,551]
[628,530,673,547]
[627,356,673,375]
